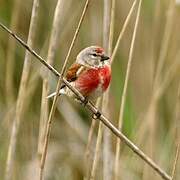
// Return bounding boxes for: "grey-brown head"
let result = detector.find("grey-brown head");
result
[76,46,110,67]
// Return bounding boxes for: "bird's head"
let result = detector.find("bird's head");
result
[76,46,110,68]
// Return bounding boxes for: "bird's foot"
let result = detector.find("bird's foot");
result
[75,97,88,106]
[92,111,101,119]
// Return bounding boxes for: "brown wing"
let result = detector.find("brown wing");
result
[60,63,87,89]
[66,63,86,82]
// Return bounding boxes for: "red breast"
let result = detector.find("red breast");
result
[99,65,111,90]
[75,65,111,96]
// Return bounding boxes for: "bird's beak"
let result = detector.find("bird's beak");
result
[101,54,110,61]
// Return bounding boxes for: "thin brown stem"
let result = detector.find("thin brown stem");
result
[90,121,103,180]
[84,98,101,179]
[102,0,112,179]
[142,1,176,175]
[134,49,180,149]
[171,143,180,180]
[108,0,115,55]
[154,0,175,88]
[114,0,142,179]
[111,0,137,65]
[171,84,180,180]
[38,0,65,162]
[154,50,180,100]
[0,21,172,180]
[101,2,116,179]
[5,0,21,104]
[56,98,89,143]
[39,0,91,179]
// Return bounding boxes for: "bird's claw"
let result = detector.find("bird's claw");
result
[92,111,101,119]
[75,97,88,106]
[83,97,88,106]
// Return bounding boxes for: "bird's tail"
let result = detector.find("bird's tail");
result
[46,88,66,99]
[46,92,57,99]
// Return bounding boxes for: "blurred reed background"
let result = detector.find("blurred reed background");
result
[0,0,179,180]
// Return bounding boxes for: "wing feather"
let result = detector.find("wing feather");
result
[66,63,87,82]
[59,63,88,90]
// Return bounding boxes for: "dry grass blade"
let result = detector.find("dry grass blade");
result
[86,101,171,180]
[0,22,172,180]
[4,1,39,180]
[100,1,116,178]
[138,49,180,160]
[141,4,176,170]
[84,97,101,179]
[38,0,65,162]
[133,49,180,152]
[154,0,175,87]
[171,84,180,180]
[5,0,21,104]
[102,0,112,179]
[171,143,180,179]
[39,0,91,179]
[90,121,103,180]
[154,50,180,100]
[103,0,111,51]
[111,0,137,65]
[140,1,176,177]
[57,98,89,143]
[108,0,115,54]
[114,0,142,179]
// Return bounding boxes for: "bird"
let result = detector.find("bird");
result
[47,46,111,102]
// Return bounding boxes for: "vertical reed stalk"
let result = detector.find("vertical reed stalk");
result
[90,1,115,179]
[101,1,115,179]
[114,0,142,179]
[90,121,104,180]
[110,0,137,65]
[135,49,180,148]
[154,0,175,87]
[171,84,180,180]
[4,1,39,180]
[39,1,91,179]
[38,0,65,161]
[143,1,175,179]
[5,0,21,105]
[102,0,112,180]
[108,0,115,55]
[171,143,180,180]
[84,97,101,179]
